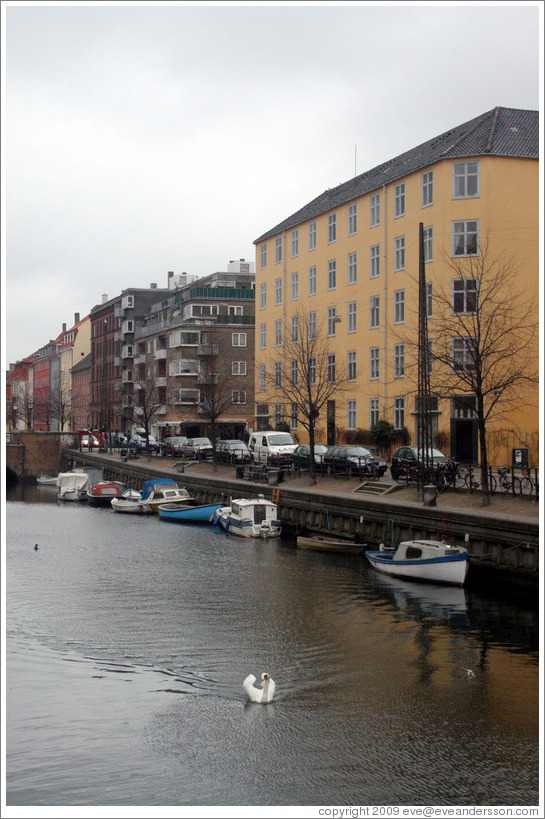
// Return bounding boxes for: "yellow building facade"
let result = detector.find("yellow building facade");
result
[253,107,539,466]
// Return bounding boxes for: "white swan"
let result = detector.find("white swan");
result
[243,672,275,703]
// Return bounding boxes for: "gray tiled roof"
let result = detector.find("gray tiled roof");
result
[254,107,538,243]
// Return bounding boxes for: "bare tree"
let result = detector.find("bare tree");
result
[129,376,164,458]
[264,308,349,484]
[428,240,538,504]
[51,372,72,432]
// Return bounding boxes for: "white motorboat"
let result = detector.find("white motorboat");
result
[214,495,281,538]
[139,478,194,514]
[37,474,57,486]
[110,488,151,514]
[365,539,469,586]
[56,471,91,502]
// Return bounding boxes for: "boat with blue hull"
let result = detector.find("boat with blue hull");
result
[365,539,469,586]
[158,502,223,524]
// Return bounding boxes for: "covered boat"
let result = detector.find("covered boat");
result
[88,481,125,507]
[111,488,152,514]
[56,471,91,502]
[158,502,223,524]
[365,539,469,586]
[139,478,194,513]
[297,534,365,555]
[214,495,281,538]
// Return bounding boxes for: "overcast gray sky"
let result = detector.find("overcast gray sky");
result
[2,1,541,365]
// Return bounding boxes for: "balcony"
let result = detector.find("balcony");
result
[198,344,219,356]
[114,357,122,368]
[155,405,167,415]
[114,307,124,319]
[134,355,146,365]
[155,348,167,360]
[122,345,134,359]
[121,371,133,384]
[121,321,134,336]
[155,377,167,388]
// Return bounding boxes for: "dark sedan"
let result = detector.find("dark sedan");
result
[322,445,387,477]
[390,446,448,480]
[216,440,251,463]
[290,444,328,471]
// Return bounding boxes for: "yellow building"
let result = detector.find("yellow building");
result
[59,313,91,431]
[253,107,539,466]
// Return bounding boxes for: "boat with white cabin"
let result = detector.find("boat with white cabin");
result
[139,478,194,514]
[214,495,281,538]
[365,539,469,586]
[111,488,152,514]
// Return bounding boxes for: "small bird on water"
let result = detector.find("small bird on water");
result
[34,544,39,551]
[243,672,275,703]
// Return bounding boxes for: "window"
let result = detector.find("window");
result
[308,266,317,296]
[427,282,433,318]
[395,182,405,218]
[452,220,479,257]
[274,403,283,427]
[328,213,337,243]
[309,221,317,251]
[275,236,282,263]
[274,361,282,388]
[259,363,266,390]
[422,170,433,207]
[327,354,336,383]
[394,289,405,324]
[260,243,267,269]
[308,310,317,340]
[452,278,478,314]
[348,252,357,285]
[394,343,405,378]
[451,337,476,373]
[370,244,380,278]
[348,301,357,333]
[291,314,298,343]
[169,359,199,376]
[453,161,479,198]
[370,193,380,227]
[370,347,379,380]
[328,260,336,290]
[370,296,380,329]
[290,359,298,386]
[232,390,247,404]
[291,272,298,301]
[423,226,433,262]
[228,305,243,316]
[347,399,357,430]
[260,282,266,310]
[370,398,380,427]
[394,396,405,429]
[232,361,247,375]
[394,236,405,271]
[348,350,356,381]
[275,277,282,305]
[327,306,337,336]
[309,356,316,385]
[274,319,282,346]
[232,333,247,347]
[290,402,298,429]
[348,203,357,235]
[291,229,299,258]
[259,323,266,350]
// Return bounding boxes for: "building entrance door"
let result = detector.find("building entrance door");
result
[327,401,336,446]
[450,396,478,464]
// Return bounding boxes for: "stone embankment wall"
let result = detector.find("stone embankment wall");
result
[7,431,77,481]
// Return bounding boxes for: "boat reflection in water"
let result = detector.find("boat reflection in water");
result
[369,570,469,626]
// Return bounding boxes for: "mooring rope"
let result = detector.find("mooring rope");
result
[469,542,531,559]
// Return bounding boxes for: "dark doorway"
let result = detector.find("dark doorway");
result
[327,401,336,446]
[450,396,478,464]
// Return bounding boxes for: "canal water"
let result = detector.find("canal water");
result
[4,484,540,810]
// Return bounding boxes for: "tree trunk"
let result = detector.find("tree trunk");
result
[477,397,490,506]
[309,420,317,485]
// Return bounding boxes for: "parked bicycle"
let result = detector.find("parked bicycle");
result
[456,464,481,491]
[489,465,528,495]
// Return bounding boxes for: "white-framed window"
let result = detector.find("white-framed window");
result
[291,314,299,343]
[347,301,357,333]
[259,363,266,390]
[452,278,478,314]
[427,282,433,318]
[370,398,380,427]
[274,403,283,427]
[451,337,476,373]
[327,306,337,337]
[370,347,379,380]
[291,272,298,301]
[423,226,433,262]
[232,361,247,376]
[370,192,380,227]
[328,259,336,290]
[308,266,317,296]
[274,319,282,346]
[328,213,337,243]
[422,170,433,207]
[394,236,405,271]
[370,296,380,329]
[394,182,405,218]
[327,353,336,383]
[309,221,317,251]
[348,252,357,285]
[309,356,316,385]
[274,361,282,388]
[453,161,479,199]
[290,359,298,386]
[172,388,200,404]
[348,203,357,235]
[370,244,380,279]
[275,236,282,263]
[394,289,405,324]
[291,229,299,258]
[259,322,266,350]
[232,332,247,347]
[260,243,267,269]
[290,402,298,429]
[452,220,479,256]
[393,396,405,429]
[122,295,134,309]
[169,359,199,376]
[275,277,282,305]
[308,310,317,340]
[232,390,247,404]
[394,343,405,378]
[348,349,357,381]
[228,305,243,316]
[169,330,199,347]
[347,399,357,430]
[260,282,267,310]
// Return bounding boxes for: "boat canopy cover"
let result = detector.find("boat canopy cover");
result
[141,478,177,499]
[56,472,91,491]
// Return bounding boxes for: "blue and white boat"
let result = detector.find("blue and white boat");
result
[214,495,281,538]
[365,539,469,586]
[139,478,193,514]
[158,502,223,524]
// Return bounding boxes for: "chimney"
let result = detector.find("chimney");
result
[74,312,80,324]
[150,283,157,289]
[102,294,108,304]
[62,323,67,333]
[168,271,174,279]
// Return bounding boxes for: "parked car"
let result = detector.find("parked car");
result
[216,440,251,463]
[181,437,213,460]
[390,446,448,480]
[323,445,387,477]
[290,444,328,471]
[160,436,188,457]
[129,433,159,454]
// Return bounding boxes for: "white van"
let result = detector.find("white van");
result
[249,431,298,465]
